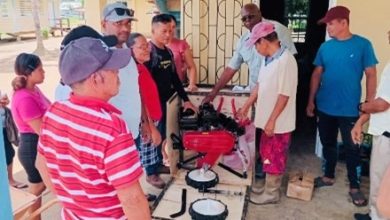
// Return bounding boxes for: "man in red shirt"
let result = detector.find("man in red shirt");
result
[35,37,150,219]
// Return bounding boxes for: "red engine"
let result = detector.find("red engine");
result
[182,130,235,167]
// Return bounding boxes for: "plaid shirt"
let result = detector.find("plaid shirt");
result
[137,121,161,167]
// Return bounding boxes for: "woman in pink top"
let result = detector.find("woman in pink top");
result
[11,53,50,220]
[167,15,198,91]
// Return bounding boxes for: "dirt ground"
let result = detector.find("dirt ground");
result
[0,36,370,220]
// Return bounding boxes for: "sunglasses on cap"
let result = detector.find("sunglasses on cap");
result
[106,8,134,18]
[241,14,256,22]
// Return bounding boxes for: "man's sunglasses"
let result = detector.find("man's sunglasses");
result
[107,8,134,18]
[241,14,255,22]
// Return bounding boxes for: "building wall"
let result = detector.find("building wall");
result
[83,0,389,85]
[84,0,154,37]
[0,0,60,34]
[337,0,390,75]
[84,0,106,32]
[131,0,153,37]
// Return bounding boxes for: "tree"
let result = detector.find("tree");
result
[31,0,46,55]
[288,0,309,16]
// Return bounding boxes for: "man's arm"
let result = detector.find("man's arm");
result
[364,66,377,101]
[237,84,258,119]
[360,97,390,114]
[306,66,323,117]
[140,103,151,142]
[105,134,151,219]
[144,106,161,147]
[116,182,151,220]
[351,114,370,144]
[183,48,198,91]
[352,96,390,145]
[202,67,238,103]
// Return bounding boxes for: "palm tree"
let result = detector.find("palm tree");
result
[31,0,46,55]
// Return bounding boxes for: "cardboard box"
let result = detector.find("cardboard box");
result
[286,171,315,201]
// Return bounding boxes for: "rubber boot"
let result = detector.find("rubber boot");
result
[250,174,282,205]
[255,161,266,179]
[251,178,265,194]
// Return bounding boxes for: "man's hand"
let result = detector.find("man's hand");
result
[264,119,276,137]
[183,101,198,113]
[236,107,249,121]
[140,122,151,143]
[187,84,198,92]
[351,123,363,145]
[201,92,216,104]
[149,123,162,147]
[306,101,315,117]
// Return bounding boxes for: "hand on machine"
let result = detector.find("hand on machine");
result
[172,103,249,178]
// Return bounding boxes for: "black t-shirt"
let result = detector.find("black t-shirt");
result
[145,42,189,104]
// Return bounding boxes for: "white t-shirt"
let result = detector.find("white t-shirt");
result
[109,56,141,139]
[368,62,390,136]
[228,18,297,90]
[54,83,72,101]
[254,50,297,133]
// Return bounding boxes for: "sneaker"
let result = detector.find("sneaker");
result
[157,165,170,174]
[146,174,166,189]
[354,213,371,220]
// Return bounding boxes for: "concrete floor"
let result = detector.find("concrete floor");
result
[1,36,370,220]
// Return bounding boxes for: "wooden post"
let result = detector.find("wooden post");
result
[59,18,63,37]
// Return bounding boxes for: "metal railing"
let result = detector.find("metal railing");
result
[286,14,308,43]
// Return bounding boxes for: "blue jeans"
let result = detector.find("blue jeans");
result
[318,111,361,189]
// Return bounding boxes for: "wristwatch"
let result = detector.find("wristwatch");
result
[358,101,367,114]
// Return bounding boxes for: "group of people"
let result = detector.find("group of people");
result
[5,2,199,219]
[205,4,389,220]
[2,2,390,220]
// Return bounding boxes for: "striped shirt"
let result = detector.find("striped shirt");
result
[38,94,143,220]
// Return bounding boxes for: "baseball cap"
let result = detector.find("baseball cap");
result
[59,37,131,85]
[246,21,275,47]
[61,25,118,50]
[318,6,350,24]
[102,2,137,22]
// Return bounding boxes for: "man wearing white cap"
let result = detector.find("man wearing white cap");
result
[101,2,165,190]
[237,21,298,205]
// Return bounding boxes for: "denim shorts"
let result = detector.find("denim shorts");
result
[18,133,42,183]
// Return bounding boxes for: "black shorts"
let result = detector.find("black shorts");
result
[18,133,42,183]
[3,128,15,166]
